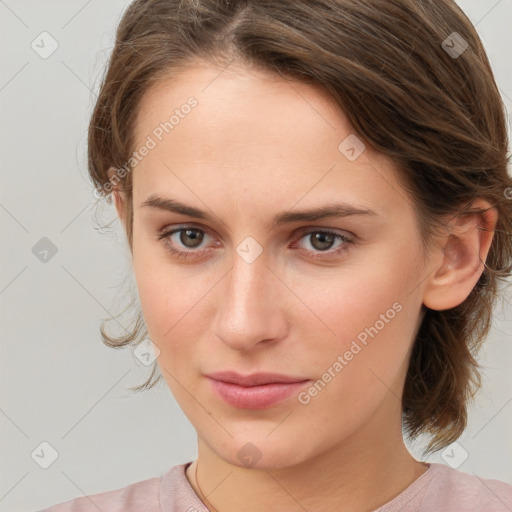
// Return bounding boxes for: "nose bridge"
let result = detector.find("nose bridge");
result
[212,242,285,350]
[224,246,270,326]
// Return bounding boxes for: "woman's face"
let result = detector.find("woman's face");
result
[123,61,435,468]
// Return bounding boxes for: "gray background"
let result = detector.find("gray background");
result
[0,1,511,511]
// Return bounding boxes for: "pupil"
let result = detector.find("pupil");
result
[181,229,203,248]
[312,232,334,251]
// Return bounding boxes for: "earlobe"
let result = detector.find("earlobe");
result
[422,201,498,311]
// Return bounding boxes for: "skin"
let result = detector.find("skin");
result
[111,61,497,512]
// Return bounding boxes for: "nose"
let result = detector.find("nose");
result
[210,248,288,352]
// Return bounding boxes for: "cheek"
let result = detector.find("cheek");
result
[132,235,217,354]
[301,258,408,336]
[132,233,181,341]
[295,287,414,428]
[297,257,419,387]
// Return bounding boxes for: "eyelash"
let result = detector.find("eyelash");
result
[156,225,355,261]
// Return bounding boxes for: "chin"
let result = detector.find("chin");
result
[212,435,315,471]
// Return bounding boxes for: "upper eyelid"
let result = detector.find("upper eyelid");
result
[159,223,352,236]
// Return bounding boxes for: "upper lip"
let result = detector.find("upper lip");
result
[206,371,309,387]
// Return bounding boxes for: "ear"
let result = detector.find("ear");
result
[422,199,498,311]
[107,168,127,228]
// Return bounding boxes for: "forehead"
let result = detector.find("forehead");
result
[133,61,346,157]
[130,62,411,222]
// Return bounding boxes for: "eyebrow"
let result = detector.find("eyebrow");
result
[140,194,379,228]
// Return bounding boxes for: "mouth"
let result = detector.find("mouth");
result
[205,371,311,409]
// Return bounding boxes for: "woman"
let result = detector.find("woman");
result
[41,0,512,510]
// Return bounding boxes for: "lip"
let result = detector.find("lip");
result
[206,371,311,410]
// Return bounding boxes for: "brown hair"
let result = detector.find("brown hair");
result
[88,0,512,455]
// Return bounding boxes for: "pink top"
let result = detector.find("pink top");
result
[39,461,512,511]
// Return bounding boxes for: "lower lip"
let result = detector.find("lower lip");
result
[207,378,311,409]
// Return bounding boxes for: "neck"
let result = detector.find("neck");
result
[186,409,428,512]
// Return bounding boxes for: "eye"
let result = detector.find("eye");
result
[157,225,354,261]
[157,225,216,259]
[292,229,354,259]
